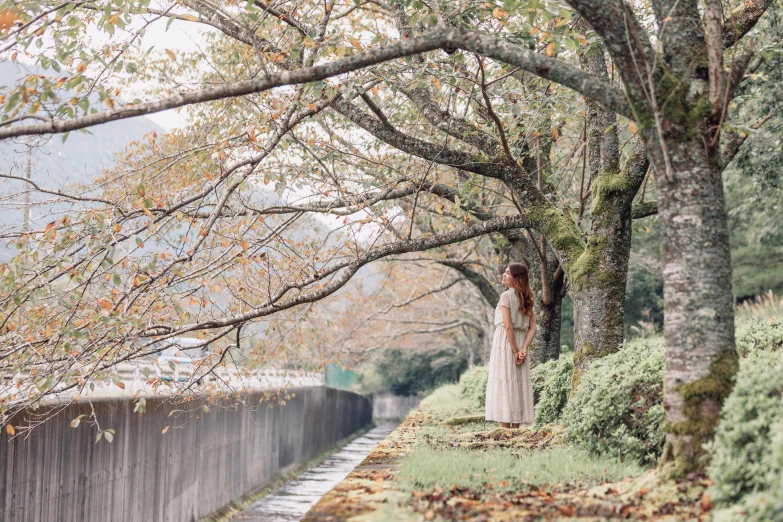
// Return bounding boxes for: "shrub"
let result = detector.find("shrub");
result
[735,317,783,357]
[562,338,666,466]
[706,351,783,508]
[458,366,488,410]
[531,354,573,426]
[377,348,468,396]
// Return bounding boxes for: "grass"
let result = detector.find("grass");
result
[399,445,645,493]
[402,382,645,496]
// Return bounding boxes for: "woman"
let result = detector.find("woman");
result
[485,263,537,428]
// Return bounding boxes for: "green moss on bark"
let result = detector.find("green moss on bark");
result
[590,170,634,216]
[662,347,739,476]
[630,66,713,139]
[527,205,584,265]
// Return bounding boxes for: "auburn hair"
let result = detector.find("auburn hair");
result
[507,263,535,317]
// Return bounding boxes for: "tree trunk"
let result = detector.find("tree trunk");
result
[530,278,564,366]
[650,141,738,476]
[511,237,564,367]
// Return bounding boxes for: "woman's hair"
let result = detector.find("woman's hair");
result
[507,263,535,317]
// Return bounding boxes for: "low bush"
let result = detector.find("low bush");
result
[531,354,573,426]
[707,351,783,511]
[458,366,488,410]
[562,338,666,466]
[735,317,783,357]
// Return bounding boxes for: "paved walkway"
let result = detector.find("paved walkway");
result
[233,422,396,522]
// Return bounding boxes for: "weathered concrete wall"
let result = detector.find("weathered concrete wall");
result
[0,387,372,522]
[372,393,423,419]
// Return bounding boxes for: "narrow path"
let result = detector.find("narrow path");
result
[233,422,397,522]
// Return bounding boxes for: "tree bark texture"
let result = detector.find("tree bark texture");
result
[646,137,738,476]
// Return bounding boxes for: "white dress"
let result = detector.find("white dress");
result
[485,289,534,424]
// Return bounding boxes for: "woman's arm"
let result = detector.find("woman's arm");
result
[501,306,519,354]
[519,316,537,357]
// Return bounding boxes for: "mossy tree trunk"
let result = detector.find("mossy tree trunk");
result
[644,135,738,476]
[565,0,770,475]
[569,40,649,386]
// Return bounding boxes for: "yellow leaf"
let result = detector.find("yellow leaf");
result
[240,240,249,251]
[492,7,506,18]
[133,276,141,287]
[5,424,15,436]
[104,98,115,109]
[545,42,555,56]
[182,14,198,22]
[555,16,569,28]
[0,9,18,30]
[108,13,120,25]
[162,426,169,434]
[76,61,88,73]
[165,49,176,61]
[347,36,362,50]
[628,122,638,134]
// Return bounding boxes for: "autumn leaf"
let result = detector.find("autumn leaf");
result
[347,36,362,50]
[104,98,115,109]
[98,299,113,311]
[0,9,18,30]
[545,42,556,56]
[162,426,169,434]
[76,61,88,73]
[108,13,120,25]
[165,49,177,61]
[5,424,15,436]
[492,7,506,18]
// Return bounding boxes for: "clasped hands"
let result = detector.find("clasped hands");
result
[513,349,526,366]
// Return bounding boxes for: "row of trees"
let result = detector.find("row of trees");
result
[0,0,778,473]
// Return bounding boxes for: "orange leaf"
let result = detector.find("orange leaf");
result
[5,424,15,436]
[701,493,713,512]
[545,42,555,56]
[162,426,169,434]
[99,299,112,311]
[108,13,120,25]
[76,61,88,73]
[133,276,141,287]
[0,10,18,30]
[165,49,176,61]
[104,98,115,109]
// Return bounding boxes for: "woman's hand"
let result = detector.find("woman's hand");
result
[515,350,526,366]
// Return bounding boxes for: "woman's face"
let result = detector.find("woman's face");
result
[502,267,512,287]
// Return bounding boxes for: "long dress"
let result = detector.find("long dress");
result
[485,289,535,424]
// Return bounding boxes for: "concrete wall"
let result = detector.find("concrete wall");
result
[372,393,423,419]
[0,387,372,522]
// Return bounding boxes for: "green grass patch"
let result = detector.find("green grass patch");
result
[399,445,644,493]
